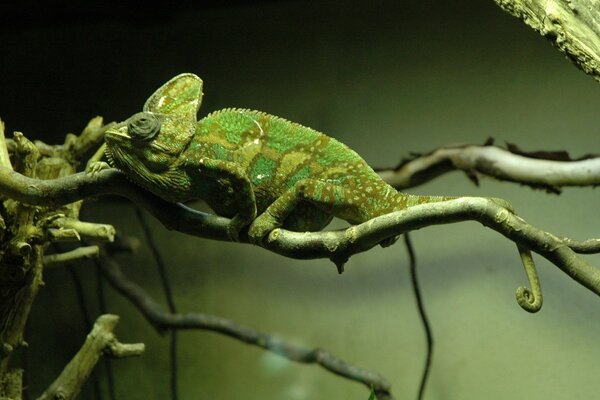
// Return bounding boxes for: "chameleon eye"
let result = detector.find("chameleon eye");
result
[127,112,161,141]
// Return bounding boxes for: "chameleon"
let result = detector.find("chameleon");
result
[97,73,542,311]
[99,73,456,246]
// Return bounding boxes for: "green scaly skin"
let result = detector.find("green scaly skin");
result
[103,73,453,245]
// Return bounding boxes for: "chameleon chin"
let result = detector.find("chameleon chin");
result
[101,73,454,245]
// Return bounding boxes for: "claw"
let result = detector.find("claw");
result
[86,161,110,175]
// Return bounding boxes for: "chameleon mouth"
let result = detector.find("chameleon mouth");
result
[105,129,131,144]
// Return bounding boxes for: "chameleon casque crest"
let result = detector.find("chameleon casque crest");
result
[103,73,454,244]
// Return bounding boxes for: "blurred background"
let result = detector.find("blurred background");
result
[1,1,600,399]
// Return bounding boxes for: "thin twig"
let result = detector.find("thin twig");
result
[43,245,100,268]
[404,234,432,400]
[376,143,600,192]
[93,258,117,400]
[134,207,179,400]
[66,264,103,400]
[98,250,394,399]
[52,242,103,400]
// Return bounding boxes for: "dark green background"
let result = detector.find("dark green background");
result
[1,1,600,399]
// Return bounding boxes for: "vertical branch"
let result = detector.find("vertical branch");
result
[0,132,44,385]
[95,259,117,400]
[0,120,13,169]
[404,234,433,400]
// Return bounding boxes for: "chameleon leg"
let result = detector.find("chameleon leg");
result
[248,179,363,245]
[199,159,257,241]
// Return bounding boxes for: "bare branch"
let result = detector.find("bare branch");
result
[376,143,600,192]
[36,314,144,400]
[493,0,600,82]
[71,117,115,160]
[48,217,115,242]
[0,119,13,170]
[0,167,599,308]
[98,251,394,398]
[43,245,100,268]
[560,237,600,254]
[264,198,600,304]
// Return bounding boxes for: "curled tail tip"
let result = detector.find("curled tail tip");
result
[516,286,543,312]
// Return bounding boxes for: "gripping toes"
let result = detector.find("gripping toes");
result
[248,212,280,245]
[86,161,110,175]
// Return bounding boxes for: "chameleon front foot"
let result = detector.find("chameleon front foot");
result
[247,212,281,245]
[86,161,111,175]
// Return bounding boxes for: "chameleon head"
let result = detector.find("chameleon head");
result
[105,73,203,202]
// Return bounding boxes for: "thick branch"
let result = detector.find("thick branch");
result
[1,167,599,304]
[376,143,600,192]
[37,314,144,400]
[98,252,393,399]
[267,198,600,297]
[493,0,600,82]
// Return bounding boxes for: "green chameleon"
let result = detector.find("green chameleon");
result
[100,73,454,244]
[96,73,541,311]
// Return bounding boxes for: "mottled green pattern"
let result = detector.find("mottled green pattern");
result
[104,73,453,243]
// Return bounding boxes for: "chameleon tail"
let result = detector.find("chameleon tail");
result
[515,245,543,312]
[403,194,456,208]
[379,194,456,247]
[401,194,516,213]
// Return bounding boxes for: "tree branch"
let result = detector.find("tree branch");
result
[1,167,599,309]
[376,142,600,193]
[97,251,394,399]
[43,245,100,268]
[493,0,600,82]
[36,314,144,400]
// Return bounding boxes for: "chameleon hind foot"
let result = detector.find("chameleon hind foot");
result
[86,161,110,175]
[248,211,281,245]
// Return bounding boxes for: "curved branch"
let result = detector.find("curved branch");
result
[265,198,600,306]
[0,166,599,307]
[561,237,600,254]
[376,144,600,192]
[98,251,393,399]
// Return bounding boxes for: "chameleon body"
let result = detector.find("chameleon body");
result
[101,73,543,312]
[103,73,453,244]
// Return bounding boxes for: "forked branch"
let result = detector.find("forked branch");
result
[36,314,144,400]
